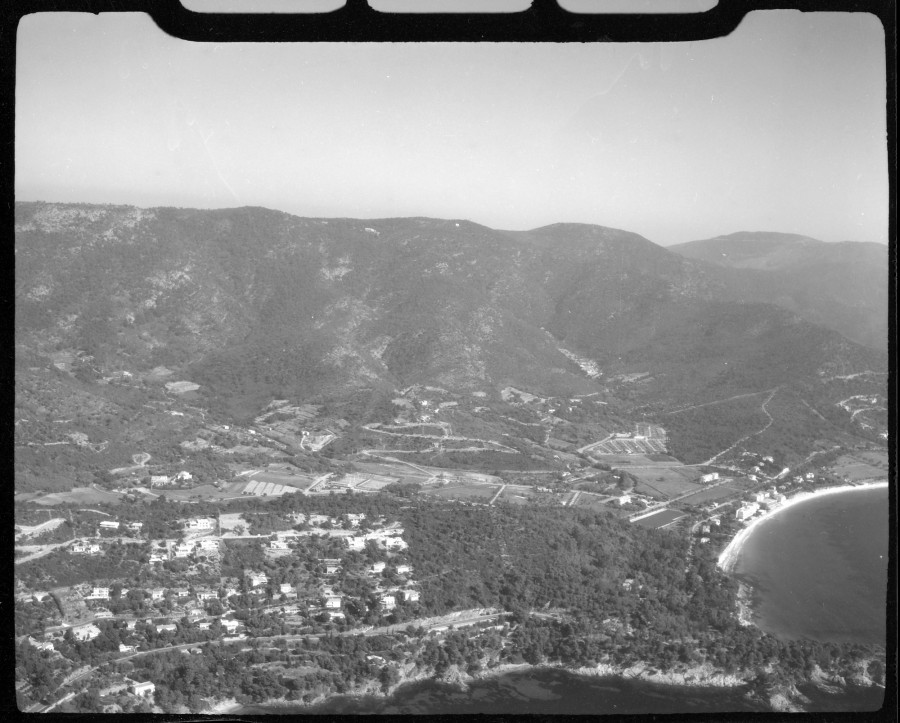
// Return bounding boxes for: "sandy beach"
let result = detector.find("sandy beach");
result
[717,480,889,573]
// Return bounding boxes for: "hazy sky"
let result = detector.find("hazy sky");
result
[16,11,887,245]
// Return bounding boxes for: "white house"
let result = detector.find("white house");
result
[197,622,212,630]
[131,681,156,698]
[736,503,759,521]
[150,588,165,600]
[32,591,50,603]
[127,522,143,531]
[86,587,110,600]
[198,538,219,551]
[28,637,55,652]
[380,594,396,610]
[99,520,120,530]
[175,471,193,482]
[157,623,177,633]
[369,561,386,574]
[324,596,342,609]
[346,536,366,552]
[401,589,420,602]
[279,583,294,595]
[186,518,214,531]
[325,563,341,575]
[119,644,137,653]
[249,573,268,587]
[71,624,101,641]
[308,514,330,526]
[395,564,412,575]
[700,472,719,484]
[150,475,172,487]
[269,540,289,550]
[149,554,166,564]
[173,544,193,558]
[197,591,218,601]
[221,619,240,632]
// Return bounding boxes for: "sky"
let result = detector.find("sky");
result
[16,10,887,245]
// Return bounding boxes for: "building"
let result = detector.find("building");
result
[127,522,143,531]
[32,591,49,603]
[346,536,366,552]
[28,637,55,652]
[324,596,342,609]
[700,472,719,484]
[269,540,289,550]
[198,538,219,551]
[173,544,193,558]
[308,514,330,526]
[380,594,396,610]
[157,623,177,633]
[94,609,113,619]
[175,471,193,482]
[149,554,166,564]
[736,503,759,521]
[72,624,102,641]
[370,562,386,574]
[99,520,120,530]
[131,681,156,698]
[197,591,218,601]
[173,588,190,598]
[699,537,710,544]
[125,620,138,630]
[616,494,632,505]
[119,644,137,653]
[325,563,341,575]
[150,475,172,487]
[396,564,412,576]
[150,589,165,600]
[221,619,240,632]
[401,589,420,602]
[249,573,268,587]
[279,583,294,595]
[186,518,214,531]
[197,622,211,630]
[86,587,110,600]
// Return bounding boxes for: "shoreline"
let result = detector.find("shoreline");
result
[716,480,888,574]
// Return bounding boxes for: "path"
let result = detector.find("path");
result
[662,389,774,416]
[703,387,779,466]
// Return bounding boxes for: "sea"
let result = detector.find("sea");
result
[732,485,889,646]
[240,486,888,715]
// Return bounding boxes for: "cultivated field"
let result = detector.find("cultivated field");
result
[592,453,683,468]
[31,487,124,506]
[422,484,500,502]
[828,454,888,481]
[678,480,748,505]
[631,509,687,529]
[627,466,703,499]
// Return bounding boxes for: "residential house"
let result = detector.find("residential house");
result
[72,624,102,641]
[249,573,268,588]
[380,594,396,610]
[198,538,219,551]
[156,623,178,633]
[401,589,420,603]
[279,583,295,596]
[736,503,759,521]
[197,622,211,630]
[325,563,341,575]
[150,589,165,600]
[324,596,342,609]
[396,564,412,576]
[130,681,156,698]
[700,472,719,484]
[149,554,166,564]
[127,522,143,531]
[187,608,203,618]
[346,536,366,552]
[175,471,193,482]
[125,620,138,630]
[99,520,120,530]
[616,494,632,506]
[71,542,88,554]
[173,588,190,598]
[308,514,330,526]
[28,637,55,652]
[186,518,214,531]
[94,609,113,619]
[281,604,300,615]
[173,544,193,558]
[86,587,110,600]
[370,562,386,574]
[119,644,137,653]
[269,540,289,550]
[196,591,218,601]
[221,619,241,633]
[150,475,172,487]
[700,537,711,544]
[32,591,49,603]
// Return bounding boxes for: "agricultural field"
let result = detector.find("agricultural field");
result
[631,508,687,529]
[627,466,703,499]
[421,483,500,502]
[827,453,889,481]
[590,453,683,468]
[678,479,748,505]
[30,486,125,506]
[496,485,546,505]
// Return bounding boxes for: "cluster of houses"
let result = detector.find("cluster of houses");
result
[735,487,787,521]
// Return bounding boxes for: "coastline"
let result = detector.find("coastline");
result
[716,480,888,574]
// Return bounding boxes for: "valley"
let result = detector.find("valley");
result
[13,203,888,714]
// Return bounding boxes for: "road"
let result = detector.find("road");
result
[703,387,779,466]
[15,517,66,542]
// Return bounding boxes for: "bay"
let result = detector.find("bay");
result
[732,486,889,645]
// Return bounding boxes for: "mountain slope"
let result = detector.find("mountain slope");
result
[669,232,888,350]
